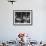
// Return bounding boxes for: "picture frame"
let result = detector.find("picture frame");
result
[13,10,33,25]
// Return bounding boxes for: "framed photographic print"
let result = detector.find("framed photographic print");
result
[13,10,32,25]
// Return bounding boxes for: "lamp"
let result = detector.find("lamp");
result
[8,0,16,4]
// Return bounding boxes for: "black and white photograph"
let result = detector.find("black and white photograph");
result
[13,10,32,25]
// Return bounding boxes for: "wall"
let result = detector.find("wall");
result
[0,0,46,42]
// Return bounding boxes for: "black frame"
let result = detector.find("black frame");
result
[13,10,33,26]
